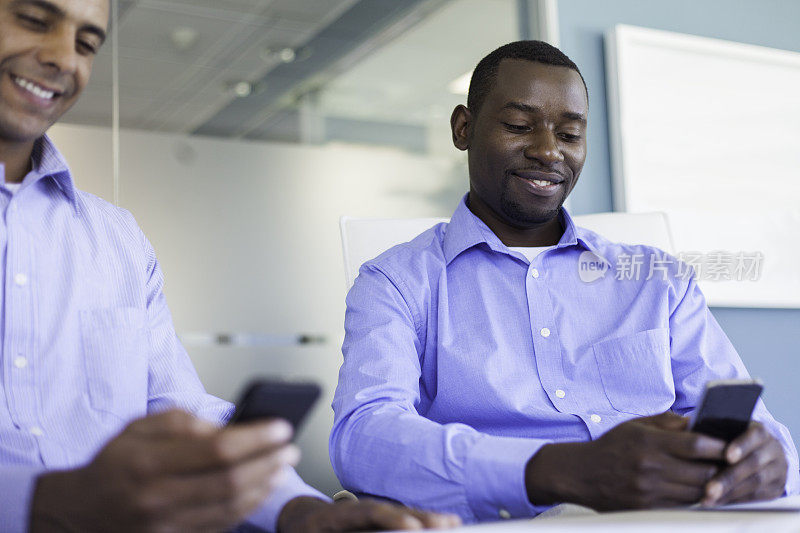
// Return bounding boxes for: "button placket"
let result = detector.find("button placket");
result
[5,218,40,435]
[526,271,565,412]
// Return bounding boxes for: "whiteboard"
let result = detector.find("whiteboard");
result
[605,25,800,308]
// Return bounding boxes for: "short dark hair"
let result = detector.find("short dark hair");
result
[467,40,587,114]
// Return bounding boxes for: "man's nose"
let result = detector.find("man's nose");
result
[37,28,79,74]
[523,131,564,166]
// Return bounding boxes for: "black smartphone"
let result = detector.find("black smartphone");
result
[229,379,321,432]
[690,379,763,442]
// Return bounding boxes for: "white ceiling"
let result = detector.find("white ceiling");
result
[64,0,358,132]
[62,0,522,145]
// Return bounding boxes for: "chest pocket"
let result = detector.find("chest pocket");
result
[81,307,149,419]
[592,328,675,415]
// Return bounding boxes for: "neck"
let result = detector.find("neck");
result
[467,191,564,247]
[0,138,35,184]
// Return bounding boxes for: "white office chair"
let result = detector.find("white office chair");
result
[340,212,674,289]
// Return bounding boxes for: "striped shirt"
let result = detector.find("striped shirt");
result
[0,136,322,532]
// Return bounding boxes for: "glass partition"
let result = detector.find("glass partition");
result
[53,0,535,495]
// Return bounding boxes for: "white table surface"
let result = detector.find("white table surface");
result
[392,497,800,533]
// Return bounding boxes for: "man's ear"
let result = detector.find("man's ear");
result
[450,105,472,151]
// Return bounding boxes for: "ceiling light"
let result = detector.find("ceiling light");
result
[448,71,472,95]
[260,46,299,64]
[171,27,199,51]
[278,47,296,63]
[231,81,253,98]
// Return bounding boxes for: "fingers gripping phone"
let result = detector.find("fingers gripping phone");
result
[690,379,763,442]
[229,379,321,434]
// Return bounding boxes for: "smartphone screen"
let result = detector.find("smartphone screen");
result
[229,379,321,431]
[690,379,763,442]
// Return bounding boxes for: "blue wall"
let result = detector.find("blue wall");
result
[558,0,800,452]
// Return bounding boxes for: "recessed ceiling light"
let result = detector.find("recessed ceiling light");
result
[278,47,296,63]
[231,81,253,98]
[260,46,299,64]
[171,27,199,51]
[448,71,472,95]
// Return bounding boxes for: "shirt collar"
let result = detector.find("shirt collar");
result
[443,194,602,264]
[21,135,80,211]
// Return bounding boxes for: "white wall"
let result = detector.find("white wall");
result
[49,123,467,495]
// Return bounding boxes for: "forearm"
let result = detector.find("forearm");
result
[331,404,549,522]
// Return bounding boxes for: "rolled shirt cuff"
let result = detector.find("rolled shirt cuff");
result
[245,466,330,532]
[0,466,47,533]
[464,434,553,522]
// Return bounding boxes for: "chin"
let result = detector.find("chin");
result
[501,198,562,227]
[0,115,52,144]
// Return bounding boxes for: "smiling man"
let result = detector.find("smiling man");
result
[0,0,462,532]
[330,41,799,523]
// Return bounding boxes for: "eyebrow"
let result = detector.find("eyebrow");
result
[11,0,107,44]
[502,102,587,124]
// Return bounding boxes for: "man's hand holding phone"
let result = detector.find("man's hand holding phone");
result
[525,379,788,512]
[687,379,788,506]
[31,409,300,532]
[701,420,788,506]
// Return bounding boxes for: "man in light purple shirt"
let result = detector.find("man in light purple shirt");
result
[330,40,799,523]
[0,0,461,531]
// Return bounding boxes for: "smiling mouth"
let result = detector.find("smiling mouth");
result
[512,172,564,186]
[10,74,62,101]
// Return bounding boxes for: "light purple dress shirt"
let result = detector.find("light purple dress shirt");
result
[330,196,799,523]
[0,136,324,532]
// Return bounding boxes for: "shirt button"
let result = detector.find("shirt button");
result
[14,273,28,286]
[540,327,550,338]
[531,268,539,278]
[14,356,28,369]
[555,389,566,399]
[498,509,511,519]
[30,427,44,437]
[591,414,602,423]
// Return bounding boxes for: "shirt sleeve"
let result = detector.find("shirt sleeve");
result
[0,465,46,533]
[137,231,330,530]
[668,270,800,495]
[138,230,232,423]
[330,264,552,524]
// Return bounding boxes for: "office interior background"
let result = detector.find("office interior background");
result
[51,0,800,496]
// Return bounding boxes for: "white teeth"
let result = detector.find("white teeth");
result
[12,75,55,100]
[532,179,554,187]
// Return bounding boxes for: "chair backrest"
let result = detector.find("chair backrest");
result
[573,211,675,254]
[340,217,448,289]
[340,211,674,289]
